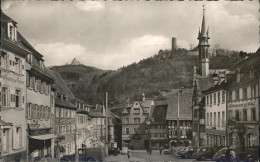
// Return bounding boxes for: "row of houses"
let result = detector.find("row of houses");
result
[0,12,120,162]
[111,6,259,151]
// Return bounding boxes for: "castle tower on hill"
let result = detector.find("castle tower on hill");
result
[71,58,81,65]
[197,5,210,77]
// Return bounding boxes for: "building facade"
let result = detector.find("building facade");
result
[148,103,168,149]
[166,89,193,147]
[204,79,227,147]
[121,96,154,150]
[226,48,260,150]
[0,12,29,161]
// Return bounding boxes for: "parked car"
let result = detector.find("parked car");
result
[179,147,198,159]
[174,147,186,157]
[193,147,216,161]
[60,147,105,162]
[213,147,259,162]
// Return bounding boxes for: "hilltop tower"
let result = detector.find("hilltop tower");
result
[197,5,210,77]
[172,37,177,51]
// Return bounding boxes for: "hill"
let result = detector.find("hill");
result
[51,48,241,107]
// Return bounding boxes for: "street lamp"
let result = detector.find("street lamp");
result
[146,120,151,150]
[176,87,184,147]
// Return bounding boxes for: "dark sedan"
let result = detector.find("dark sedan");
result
[179,147,198,159]
[193,147,217,161]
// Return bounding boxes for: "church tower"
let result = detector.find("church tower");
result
[197,5,210,77]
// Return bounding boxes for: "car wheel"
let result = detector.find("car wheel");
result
[164,151,169,155]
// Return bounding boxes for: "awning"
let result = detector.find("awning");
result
[30,134,56,140]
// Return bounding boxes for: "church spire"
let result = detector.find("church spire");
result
[200,5,207,38]
[197,5,210,77]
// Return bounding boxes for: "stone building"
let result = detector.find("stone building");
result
[147,102,168,149]
[226,48,259,149]
[0,12,28,161]
[21,35,55,160]
[204,78,227,147]
[166,89,193,147]
[121,94,154,150]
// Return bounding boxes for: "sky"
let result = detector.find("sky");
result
[2,0,259,70]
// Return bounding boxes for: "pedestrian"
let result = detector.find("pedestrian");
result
[225,146,230,161]
[150,148,152,155]
[127,150,131,159]
[159,147,162,155]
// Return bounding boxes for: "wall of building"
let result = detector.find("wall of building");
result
[1,50,27,161]
[205,89,226,147]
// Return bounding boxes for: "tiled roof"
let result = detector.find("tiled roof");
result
[166,89,193,120]
[141,100,153,108]
[46,68,75,100]
[204,81,228,94]
[88,111,104,118]
[151,104,168,123]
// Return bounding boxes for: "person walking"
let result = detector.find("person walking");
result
[149,148,152,155]
[159,147,162,155]
[127,150,131,160]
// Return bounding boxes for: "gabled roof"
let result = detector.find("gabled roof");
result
[166,89,193,120]
[204,81,228,94]
[150,104,168,124]
[141,100,154,108]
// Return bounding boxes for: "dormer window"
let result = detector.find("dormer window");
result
[7,22,17,41]
[60,95,63,100]
[27,54,33,64]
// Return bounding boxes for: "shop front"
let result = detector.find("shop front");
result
[28,128,55,161]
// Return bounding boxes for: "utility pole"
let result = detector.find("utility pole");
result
[75,110,79,162]
[105,92,108,156]
[177,88,184,147]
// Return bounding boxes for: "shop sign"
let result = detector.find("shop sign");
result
[1,75,24,84]
[228,101,256,109]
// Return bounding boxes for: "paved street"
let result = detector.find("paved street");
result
[104,150,213,162]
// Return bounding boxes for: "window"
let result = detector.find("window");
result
[235,110,239,121]
[2,128,9,152]
[133,128,136,134]
[16,127,22,148]
[15,89,21,108]
[126,128,129,134]
[218,112,220,127]
[228,91,232,101]
[210,95,212,105]
[1,87,8,107]
[243,88,247,100]
[214,93,216,105]
[251,108,256,121]
[14,57,21,74]
[154,133,157,137]
[251,85,256,98]
[217,92,220,104]
[206,95,209,106]
[236,89,240,100]
[0,51,7,69]
[134,118,140,124]
[125,118,129,124]
[207,113,209,126]
[222,91,225,103]
[222,111,225,128]
[214,112,216,127]
[210,113,212,126]
[41,106,45,119]
[8,22,17,41]
[34,77,38,91]
[243,110,247,121]
[31,104,36,119]
[133,108,140,114]
[27,103,32,119]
